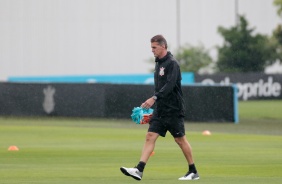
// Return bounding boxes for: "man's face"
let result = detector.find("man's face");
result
[151,42,165,58]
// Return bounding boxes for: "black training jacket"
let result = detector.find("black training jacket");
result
[153,51,185,117]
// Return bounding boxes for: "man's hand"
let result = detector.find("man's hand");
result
[141,97,155,109]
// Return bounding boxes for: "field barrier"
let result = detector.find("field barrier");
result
[8,73,282,101]
[0,82,238,123]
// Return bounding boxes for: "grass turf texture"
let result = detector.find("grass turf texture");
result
[0,100,281,183]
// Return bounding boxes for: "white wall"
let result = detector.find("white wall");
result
[0,0,280,80]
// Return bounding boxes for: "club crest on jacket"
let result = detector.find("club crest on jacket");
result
[159,67,165,76]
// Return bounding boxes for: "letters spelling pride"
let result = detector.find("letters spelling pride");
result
[201,77,281,101]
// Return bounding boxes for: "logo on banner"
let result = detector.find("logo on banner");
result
[43,85,56,114]
[159,67,165,76]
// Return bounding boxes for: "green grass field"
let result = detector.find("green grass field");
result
[0,100,282,184]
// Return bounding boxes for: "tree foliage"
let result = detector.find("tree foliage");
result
[272,0,282,64]
[175,44,213,73]
[274,0,282,17]
[273,24,282,45]
[216,15,279,73]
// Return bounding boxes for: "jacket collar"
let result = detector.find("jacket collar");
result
[155,51,172,63]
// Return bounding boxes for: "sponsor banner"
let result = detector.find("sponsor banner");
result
[195,73,282,100]
[8,72,194,85]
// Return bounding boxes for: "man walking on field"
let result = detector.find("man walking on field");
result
[120,35,199,181]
